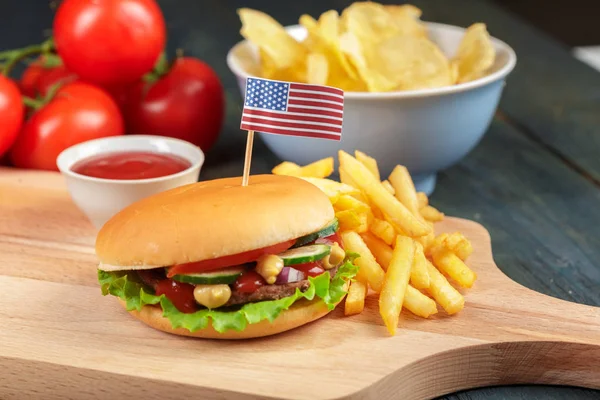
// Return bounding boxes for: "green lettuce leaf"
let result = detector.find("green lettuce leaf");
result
[98,260,358,333]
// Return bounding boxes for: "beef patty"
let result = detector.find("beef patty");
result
[225,280,310,306]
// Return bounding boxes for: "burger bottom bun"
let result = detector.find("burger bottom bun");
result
[117,288,346,339]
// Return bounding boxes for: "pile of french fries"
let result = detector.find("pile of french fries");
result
[272,150,477,336]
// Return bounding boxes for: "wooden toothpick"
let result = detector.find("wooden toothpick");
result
[241,130,255,187]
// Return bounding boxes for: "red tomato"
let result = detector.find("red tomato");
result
[125,57,224,152]
[10,82,124,170]
[54,0,166,85]
[20,60,45,98]
[20,55,67,97]
[155,279,197,314]
[37,65,78,97]
[167,240,295,277]
[234,270,266,294]
[104,82,137,112]
[0,76,25,157]
[292,262,326,278]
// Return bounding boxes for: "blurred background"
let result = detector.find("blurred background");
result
[1,0,598,176]
[2,0,600,71]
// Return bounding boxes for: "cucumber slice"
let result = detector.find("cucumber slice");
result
[172,265,245,285]
[278,244,331,266]
[293,219,339,248]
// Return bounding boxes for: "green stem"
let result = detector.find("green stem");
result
[43,82,63,102]
[22,96,43,109]
[1,38,55,77]
[0,50,19,59]
[2,44,44,76]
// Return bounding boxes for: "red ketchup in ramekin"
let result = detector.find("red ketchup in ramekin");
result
[71,151,192,180]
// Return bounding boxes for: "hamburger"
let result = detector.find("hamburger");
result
[96,174,358,339]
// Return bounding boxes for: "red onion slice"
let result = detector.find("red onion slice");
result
[275,267,306,284]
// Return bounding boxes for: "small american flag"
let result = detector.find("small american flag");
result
[240,77,344,141]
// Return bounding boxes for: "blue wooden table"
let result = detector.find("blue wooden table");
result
[1,0,599,398]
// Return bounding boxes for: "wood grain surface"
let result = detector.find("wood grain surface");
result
[1,168,599,400]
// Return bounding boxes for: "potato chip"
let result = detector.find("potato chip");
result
[384,5,427,38]
[372,35,452,90]
[385,4,422,19]
[258,48,277,78]
[339,2,409,92]
[318,10,359,80]
[339,32,396,92]
[307,53,329,85]
[341,2,400,46]
[450,60,460,84]
[300,13,365,91]
[299,14,320,41]
[453,23,495,83]
[239,4,495,93]
[258,49,304,82]
[238,8,307,71]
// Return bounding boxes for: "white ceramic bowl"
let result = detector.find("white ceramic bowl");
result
[57,135,204,229]
[227,22,517,194]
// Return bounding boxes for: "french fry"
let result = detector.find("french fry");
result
[428,233,449,256]
[299,157,334,178]
[379,236,415,335]
[336,210,363,232]
[339,166,359,189]
[344,279,367,316]
[388,165,419,215]
[355,213,369,233]
[411,242,430,289]
[273,148,478,325]
[404,286,438,318]
[416,221,435,254]
[355,150,380,180]
[444,232,474,261]
[425,260,465,314]
[431,246,477,288]
[454,240,474,260]
[341,231,386,292]
[381,180,395,195]
[363,194,384,219]
[361,232,393,270]
[272,161,302,176]
[416,192,428,209]
[334,194,370,214]
[428,232,473,260]
[420,205,445,222]
[351,191,371,207]
[300,177,359,201]
[338,151,431,238]
[383,213,407,237]
[369,218,396,246]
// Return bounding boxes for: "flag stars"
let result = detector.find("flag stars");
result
[244,78,289,111]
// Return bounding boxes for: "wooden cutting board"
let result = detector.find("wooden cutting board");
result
[1,167,599,400]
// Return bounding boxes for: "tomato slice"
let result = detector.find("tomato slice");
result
[166,240,295,277]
